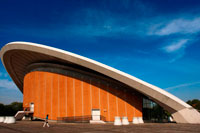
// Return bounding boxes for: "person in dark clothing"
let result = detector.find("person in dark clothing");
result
[43,114,50,127]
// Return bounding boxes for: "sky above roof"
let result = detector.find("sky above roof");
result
[0,0,200,104]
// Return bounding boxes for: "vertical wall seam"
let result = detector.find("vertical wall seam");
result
[30,73,32,104]
[116,92,119,116]
[125,90,127,117]
[32,72,35,116]
[65,74,68,116]
[33,73,35,116]
[81,77,84,121]
[44,73,46,117]
[58,75,60,118]
[107,84,110,122]
[133,94,135,117]
[51,74,53,120]
[98,82,101,110]
[29,74,31,105]
[38,72,40,117]
[73,76,75,120]
[90,79,92,112]
[33,72,35,105]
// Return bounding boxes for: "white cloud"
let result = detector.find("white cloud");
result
[0,79,17,90]
[149,17,200,62]
[152,17,200,36]
[163,39,189,53]
[161,39,191,62]
[165,81,200,91]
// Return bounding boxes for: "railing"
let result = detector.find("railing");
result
[23,107,30,111]
[57,115,106,123]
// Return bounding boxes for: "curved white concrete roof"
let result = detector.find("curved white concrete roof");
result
[1,42,200,124]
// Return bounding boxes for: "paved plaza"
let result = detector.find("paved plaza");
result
[0,121,200,133]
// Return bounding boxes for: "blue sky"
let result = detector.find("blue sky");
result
[0,0,200,104]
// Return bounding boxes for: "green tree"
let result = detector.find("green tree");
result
[0,103,5,116]
[0,102,23,116]
[187,99,200,112]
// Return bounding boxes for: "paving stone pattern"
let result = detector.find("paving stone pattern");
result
[0,121,200,133]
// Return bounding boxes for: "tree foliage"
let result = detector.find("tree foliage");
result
[0,102,23,116]
[187,99,200,112]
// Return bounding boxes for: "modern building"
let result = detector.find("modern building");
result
[1,42,200,123]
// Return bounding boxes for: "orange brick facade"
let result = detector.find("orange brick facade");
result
[23,71,142,122]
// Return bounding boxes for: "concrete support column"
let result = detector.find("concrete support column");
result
[172,108,200,124]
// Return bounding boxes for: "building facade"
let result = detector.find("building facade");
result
[1,42,200,123]
[24,68,142,121]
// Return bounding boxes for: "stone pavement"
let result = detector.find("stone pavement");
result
[0,121,200,133]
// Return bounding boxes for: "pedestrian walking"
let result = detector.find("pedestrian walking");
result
[43,114,50,127]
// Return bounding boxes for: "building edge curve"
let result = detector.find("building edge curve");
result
[0,41,200,124]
